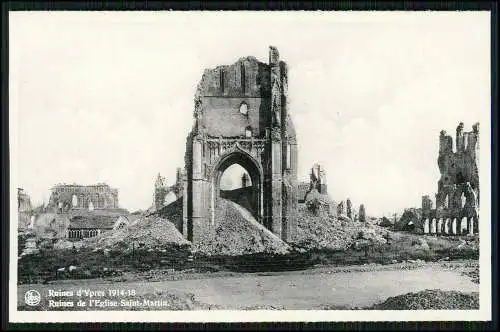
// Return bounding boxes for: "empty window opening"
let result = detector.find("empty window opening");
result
[240,102,248,115]
[245,126,252,138]
[241,62,246,93]
[220,69,225,93]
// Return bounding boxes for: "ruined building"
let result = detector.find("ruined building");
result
[301,163,336,216]
[337,201,345,216]
[47,183,120,213]
[309,163,327,194]
[154,173,167,210]
[241,173,250,187]
[153,169,184,211]
[359,204,366,222]
[18,188,32,228]
[420,122,479,235]
[67,215,127,239]
[297,163,328,203]
[182,46,298,243]
[18,188,32,212]
[170,168,184,198]
[346,198,353,219]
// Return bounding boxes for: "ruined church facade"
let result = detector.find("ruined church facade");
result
[182,46,298,243]
[421,122,480,235]
[47,183,120,213]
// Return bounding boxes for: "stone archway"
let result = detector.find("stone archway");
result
[211,149,264,225]
[182,46,298,243]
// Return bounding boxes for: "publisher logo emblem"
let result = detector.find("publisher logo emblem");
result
[24,290,41,306]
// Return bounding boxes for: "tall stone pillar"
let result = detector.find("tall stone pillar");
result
[269,46,283,239]
[191,138,204,242]
[279,59,297,242]
[182,169,188,237]
[271,134,283,238]
[456,122,465,152]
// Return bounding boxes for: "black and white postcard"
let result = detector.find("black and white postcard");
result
[7,10,492,323]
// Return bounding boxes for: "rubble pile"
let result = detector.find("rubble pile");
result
[83,215,190,251]
[31,213,70,239]
[194,199,291,256]
[462,267,479,284]
[53,239,84,250]
[304,189,336,217]
[366,289,479,310]
[156,197,183,231]
[395,208,422,231]
[293,205,389,250]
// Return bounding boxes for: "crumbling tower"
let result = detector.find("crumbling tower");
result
[433,122,479,233]
[309,163,327,195]
[154,173,167,210]
[183,46,298,243]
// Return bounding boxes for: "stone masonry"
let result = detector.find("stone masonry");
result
[183,46,298,243]
[421,122,479,235]
[47,183,120,213]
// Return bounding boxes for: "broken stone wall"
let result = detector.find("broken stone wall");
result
[183,46,298,243]
[195,57,270,138]
[421,122,479,235]
[47,184,120,213]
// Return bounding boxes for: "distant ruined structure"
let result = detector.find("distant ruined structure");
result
[309,163,327,195]
[182,46,298,243]
[420,122,480,235]
[18,188,33,228]
[154,173,168,211]
[47,183,120,213]
[302,163,336,216]
[337,201,344,216]
[359,204,366,222]
[297,163,329,203]
[153,169,184,211]
[18,188,32,212]
[241,173,250,188]
[346,198,353,219]
[67,215,129,239]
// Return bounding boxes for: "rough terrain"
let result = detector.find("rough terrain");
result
[193,199,291,256]
[365,289,479,310]
[18,198,480,288]
[18,260,479,311]
[81,215,190,251]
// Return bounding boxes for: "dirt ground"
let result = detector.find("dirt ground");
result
[18,259,479,311]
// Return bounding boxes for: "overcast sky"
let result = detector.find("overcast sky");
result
[10,11,490,216]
